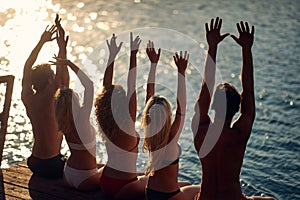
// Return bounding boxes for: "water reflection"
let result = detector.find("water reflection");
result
[0,1,299,199]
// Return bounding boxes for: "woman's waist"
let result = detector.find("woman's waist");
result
[103,166,138,180]
[67,154,97,169]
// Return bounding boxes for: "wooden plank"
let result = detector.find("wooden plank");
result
[1,162,110,200]
[0,75,15,164]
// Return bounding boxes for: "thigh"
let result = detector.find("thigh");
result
[170,185,200,200]
[78,172,101,191]
[116,175,148,200]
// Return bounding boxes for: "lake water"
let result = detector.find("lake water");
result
[0,0,299,199]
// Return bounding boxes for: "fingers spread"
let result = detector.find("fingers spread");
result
[205,23,209,32]
[214,17,219,29]
[251,25,255,35]
[230,34,238,42]
[119,42,123,49]
[245,22,250,32]
[237,23,242,33]
[218,18,222,30]
[240,21,246,32]
[175,52,180,60]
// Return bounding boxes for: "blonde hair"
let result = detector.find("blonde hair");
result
[95,84,127,142]
[54,88,80,136]
[141,95,172,176]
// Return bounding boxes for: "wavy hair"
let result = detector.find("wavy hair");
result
[95,84,127,142]
[54,88,80,136]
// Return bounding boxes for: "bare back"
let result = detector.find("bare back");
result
[22,85,63,159]
[194,116,253,200]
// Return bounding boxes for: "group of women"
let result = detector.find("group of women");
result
[51,15,199,199]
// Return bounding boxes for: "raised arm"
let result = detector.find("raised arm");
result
[51,57,94,115]
[127,32,141,122]
[55,14,69,88]
[103,34,123,88]
[22,25,56,97]
[193,17,229,126]
[231,21,255,134]
[145,40,161,104]
[170,51,189,141]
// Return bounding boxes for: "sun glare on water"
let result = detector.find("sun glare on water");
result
[0,0,70,168]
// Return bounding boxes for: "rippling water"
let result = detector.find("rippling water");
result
[0,0,299,199]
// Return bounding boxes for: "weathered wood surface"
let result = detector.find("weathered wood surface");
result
[0,75,15,164]
[0,162,111,200]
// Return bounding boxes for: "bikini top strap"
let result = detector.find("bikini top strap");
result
[68,139,96,150]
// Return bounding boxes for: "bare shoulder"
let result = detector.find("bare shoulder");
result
[232,114,255,140]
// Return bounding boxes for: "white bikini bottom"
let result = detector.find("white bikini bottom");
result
[64,165,98,189]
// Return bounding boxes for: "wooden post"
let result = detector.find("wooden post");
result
[0,75,15,165]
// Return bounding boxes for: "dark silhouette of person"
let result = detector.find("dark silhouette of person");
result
[21,14,68,179]
[192,17,275,200]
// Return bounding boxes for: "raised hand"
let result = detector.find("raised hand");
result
[205,17,229,47]
[40,25,56,43]
[173,51,189,73]
[49,55,69,66]
[146,40,161,63]
[55,14,69,49]
[130,32,141,54]
[231,21,254,49]
[106,33,123,58]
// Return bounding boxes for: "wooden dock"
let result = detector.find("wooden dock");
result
[0,162,110,200]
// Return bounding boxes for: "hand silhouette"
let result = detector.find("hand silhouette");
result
[49,55,69,66]
[106,33,123,58]
[146,40,161,63]
[231,21,254,49]
[55,14,69,49]
[205,17,229,47]
[40,25,56,43]
[130,32,141,54]
[173,51,189,73]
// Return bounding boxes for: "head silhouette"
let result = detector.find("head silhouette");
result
[211,82,241,121]
[31,63,55,92]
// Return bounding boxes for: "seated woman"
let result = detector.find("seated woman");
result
[95,33,147,199]
[141,41,200,200]
[53,57,102,191]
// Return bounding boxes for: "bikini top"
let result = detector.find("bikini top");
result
[105,133,140,173]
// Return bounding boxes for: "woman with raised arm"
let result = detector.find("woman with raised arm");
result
[95,33,147,199]
[52,57,101,191]
[192,17,275,200]
[141,42,199,200]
